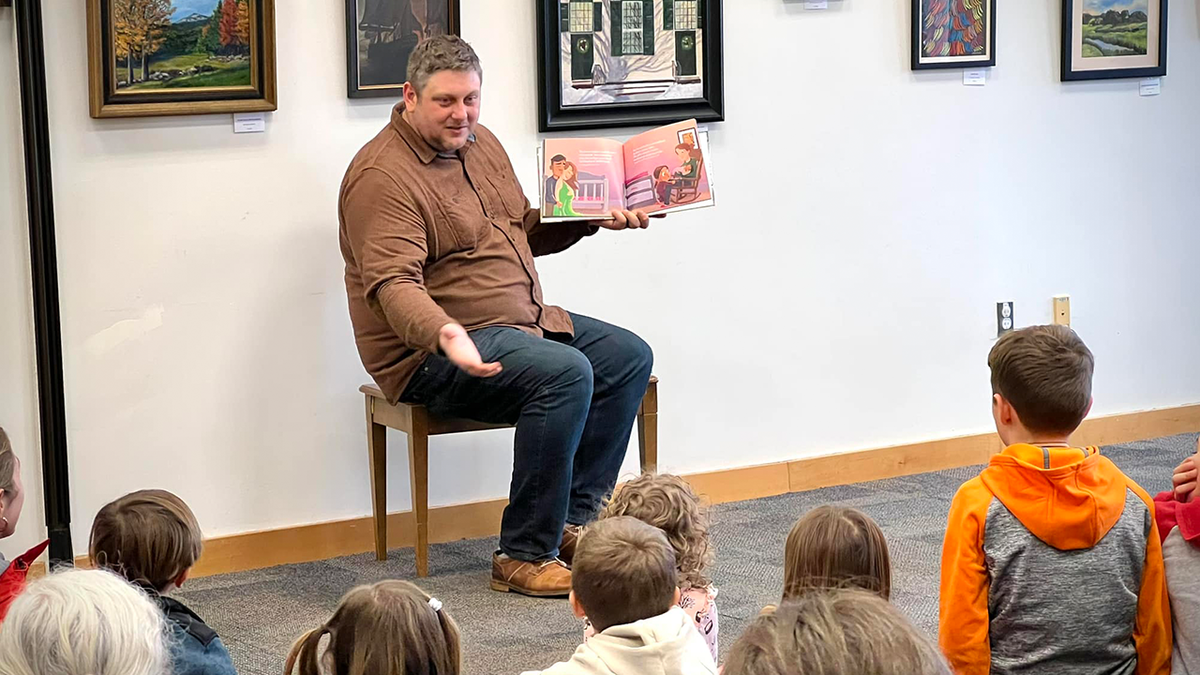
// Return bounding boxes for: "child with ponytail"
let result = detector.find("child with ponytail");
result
[286,580,461,675]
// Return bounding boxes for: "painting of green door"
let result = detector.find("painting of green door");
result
[572,34,595,81]
[564,1,602,85]
[666,0,701,79]
[675,31,696,77]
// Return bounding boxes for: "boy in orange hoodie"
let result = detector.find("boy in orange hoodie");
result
[939,325,1171,675]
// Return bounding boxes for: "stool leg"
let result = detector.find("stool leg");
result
[366,398,388,561]
[637,379,658,474]
[408,407,430,577]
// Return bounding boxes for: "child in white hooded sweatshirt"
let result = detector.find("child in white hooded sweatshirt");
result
[521,516,717,675]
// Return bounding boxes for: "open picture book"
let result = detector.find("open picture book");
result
[537,119,715,222]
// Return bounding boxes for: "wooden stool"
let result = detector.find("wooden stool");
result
[362,375,659,577]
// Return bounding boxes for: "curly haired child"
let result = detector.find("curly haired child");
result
[585,473,718,659]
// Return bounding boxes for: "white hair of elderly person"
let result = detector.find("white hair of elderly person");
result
[0,567,170,675]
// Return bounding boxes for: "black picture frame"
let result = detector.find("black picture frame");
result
[1061,0,1166,81]
[536,0,724,133]
[346,0,462,99]
[911,0,997,70]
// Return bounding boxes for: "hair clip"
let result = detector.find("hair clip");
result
[428,597,443,613]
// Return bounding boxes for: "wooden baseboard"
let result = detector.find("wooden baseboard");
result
[33,403,1200,579]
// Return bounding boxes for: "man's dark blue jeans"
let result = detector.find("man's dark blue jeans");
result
[399,313,653,562]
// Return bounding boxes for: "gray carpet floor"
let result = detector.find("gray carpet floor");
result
[175,433,1198,675]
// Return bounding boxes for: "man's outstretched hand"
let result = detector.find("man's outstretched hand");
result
[1172,436,1200,502]
[438,323,502,378]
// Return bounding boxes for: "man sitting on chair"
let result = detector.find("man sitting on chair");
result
[338,35,654,597]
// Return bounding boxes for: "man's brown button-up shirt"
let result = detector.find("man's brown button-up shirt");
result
[339,105,596,403]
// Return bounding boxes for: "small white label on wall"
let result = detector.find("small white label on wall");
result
[963,70,987,86]
[1139,78,1161,96]
[804,1,828,8]
[233,112,266,133]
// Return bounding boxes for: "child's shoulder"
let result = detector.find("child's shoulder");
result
[160,596,221,647]
[949,474,995,508]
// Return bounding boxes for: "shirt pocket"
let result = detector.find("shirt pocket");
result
[487,171,529,220]
[436,190,484,253]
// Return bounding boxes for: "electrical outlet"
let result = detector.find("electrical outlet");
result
[996,301,1014,337]
[1053,296,1071,326]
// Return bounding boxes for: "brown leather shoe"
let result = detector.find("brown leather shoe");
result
[559,524,583,566]
[491,553,571,597]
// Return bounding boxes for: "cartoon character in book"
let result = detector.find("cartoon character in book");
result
[553,162,583,217]
[673,143,702,181]
[653,166,673,206]
[544,154,568,216]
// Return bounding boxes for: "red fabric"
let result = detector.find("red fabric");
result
[1154,491,1200,547]
[0,539,49,623]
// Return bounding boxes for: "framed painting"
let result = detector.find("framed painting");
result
[86,0,276,119]
[345,0,461,99]
[1062,0,1166,80]
[536,0,724,132]
[911,0,996,70]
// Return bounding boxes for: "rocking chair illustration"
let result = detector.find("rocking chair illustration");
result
[671,156,706,205]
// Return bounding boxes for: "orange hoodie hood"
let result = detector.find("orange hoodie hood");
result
[979,444,1128,551]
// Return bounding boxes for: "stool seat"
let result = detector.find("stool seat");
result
[362,376,659,576]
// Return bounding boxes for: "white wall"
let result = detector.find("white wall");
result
[1,11,48,556]
[2,0,1198,555]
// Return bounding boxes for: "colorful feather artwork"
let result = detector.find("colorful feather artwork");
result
[922,0,987,58]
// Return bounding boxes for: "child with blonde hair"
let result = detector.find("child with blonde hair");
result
[286,580,461,675]
[588,473,718,659]
[724,589,950,675]
[782,505,891,602]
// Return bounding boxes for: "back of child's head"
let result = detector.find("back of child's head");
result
[0,567,170,675]
[285,580,460,675]
[724,589,950,675]
[599,472,711,588]
[89,489,203,592]
[987,324,1094,435]
[784,505,891,601]
[573,515,678,632]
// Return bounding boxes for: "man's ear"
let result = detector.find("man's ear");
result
[1083,396,1094,419]
[569,590,586,619]
[672,587,682,606]
[402,82,418,112]
[171,568,190,590]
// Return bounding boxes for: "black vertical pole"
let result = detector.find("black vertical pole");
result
[13,0,74,564]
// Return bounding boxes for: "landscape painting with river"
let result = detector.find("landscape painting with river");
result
[1080,0,1148,57]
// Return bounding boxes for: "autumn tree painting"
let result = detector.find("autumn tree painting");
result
[113,0,253,91]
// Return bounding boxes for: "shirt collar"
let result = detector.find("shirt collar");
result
[390,104,475,164]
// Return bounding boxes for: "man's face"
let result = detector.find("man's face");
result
[551,160,567,178]
[403,69,482,153]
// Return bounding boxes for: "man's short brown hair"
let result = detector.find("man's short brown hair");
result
[89,489,202,592]
[572,516,677,632]
[988,324,1094,435]
[406,34,482,93]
